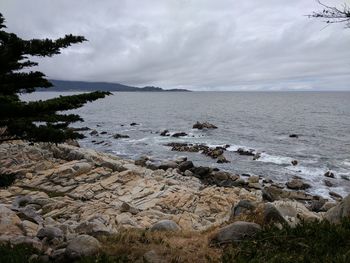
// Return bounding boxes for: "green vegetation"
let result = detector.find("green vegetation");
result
[0,13,110,143]
[222,218,350,263]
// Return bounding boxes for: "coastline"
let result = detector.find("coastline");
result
[0,141,348,261]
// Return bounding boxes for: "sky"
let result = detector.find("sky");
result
[1,0,350,91]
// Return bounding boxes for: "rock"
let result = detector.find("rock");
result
[291,160,298,166]
[113,133,130,139]
[51,248,66,262]
[211,221,261,245]
[248,183,262,190]
[320,202,336,212]
[120,202,139,215]
[184,170,193,177]
[231,200,256,218]
[21,220,39,237]
[75,221,111,237]
[217,155,230,163]
[324,195,350,224]
[236,148,255,156]
[135,156,149,167]
[329,191,343,201]
[212,171,230,181]
[253,153,261,160]
[308,198,326,212]
[90,130,98,136]
[324,179,333,187]
[191,166,211,178]
[100,131,107,135]
[289,134,299,138]
[178,161,194,172]
[65,235,101,259]
[324,171,335,178]
[272,200,320,227]
[158,161,178,170]
[130,123,139,126]
[172,132,187,138]
[37,226,64,241]
[263,203,287,226]
[150,220,181,232]
[248,176,259,184]
[0,205,23,237]
[341,175,350,181]
[286,179,310,190]
[192,121,217,129]
[160,130,170,136]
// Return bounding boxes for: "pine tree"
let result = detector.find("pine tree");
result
[0,13,110,143]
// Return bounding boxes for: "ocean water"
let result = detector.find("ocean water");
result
[23,91,350,199]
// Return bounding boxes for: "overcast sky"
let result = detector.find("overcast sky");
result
[1,0,350,90]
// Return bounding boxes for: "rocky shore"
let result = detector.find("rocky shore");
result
[0,141,349,262]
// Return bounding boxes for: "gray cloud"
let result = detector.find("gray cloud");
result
[1,0,350,90]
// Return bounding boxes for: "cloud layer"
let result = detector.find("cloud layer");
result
[1,0,350,90]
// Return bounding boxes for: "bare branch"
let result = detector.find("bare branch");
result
[308,0,350,28]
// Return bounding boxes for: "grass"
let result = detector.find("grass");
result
[222,218,350,263]
[3,219,350,262]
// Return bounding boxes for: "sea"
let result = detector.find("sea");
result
[23,91,350,199]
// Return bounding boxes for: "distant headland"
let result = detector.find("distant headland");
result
[38,80,190,92]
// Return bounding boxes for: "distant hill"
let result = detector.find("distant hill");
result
[38,80,190,92]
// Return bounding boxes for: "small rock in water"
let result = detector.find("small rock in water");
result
[289,134,299,138]
[217,155,230,163]
[253,152,261,160]
[192,121,217,129]
[171,132,188,138]
[291,160,298,166]
[160,130,170,136]
[130,122,139,126]
[324,179,333,187]
[329,191,343,200]
[341,175,350,181]
[324,171,335,178]
[113,133,130,139]
[236,148,255,156]
[100,131,107,135]
[90,130,98,136]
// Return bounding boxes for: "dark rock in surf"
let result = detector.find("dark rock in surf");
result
[113,134,130,139]
[172,132,188,138]
[192,121,218,130]
[286,179,310,190]
[324,171,335,178]
[236,148,255,156]
[289,134,299,138]
[160,130,170,136]
[291,160,298,166]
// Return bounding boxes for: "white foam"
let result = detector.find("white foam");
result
[256,153,294,165]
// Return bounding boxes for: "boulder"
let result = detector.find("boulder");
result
[231,200,256,218]
[191,166,211,177]
[329,191,343,201]
[217,155,230,163]
[37,226,64,241]
[158,161,178,170]
[286,179,310,190]
[65,235,101,259]
[289,134,299,138]
[211,221,261,245]
[324,195,350,224]
[248,176,259,184]
[120,202,139,215]
[130,123,139,126]
[263,203,287,226]
[0,205,23,237]
[150,220,181,232]
[272,200,320,227]
[178,161,194,172]
[75,221,111,237]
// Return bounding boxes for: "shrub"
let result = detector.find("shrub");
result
[222,218,350,263]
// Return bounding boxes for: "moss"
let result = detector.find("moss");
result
[0,173,17,188]
[222,218,350,263]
